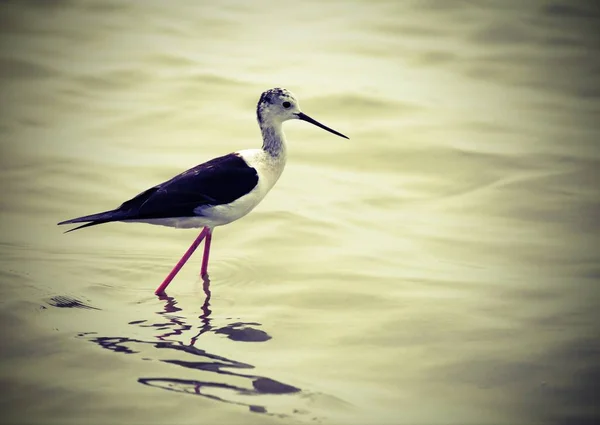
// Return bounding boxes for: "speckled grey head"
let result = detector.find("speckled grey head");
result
[256,88,300,124]
[256,87,349,139]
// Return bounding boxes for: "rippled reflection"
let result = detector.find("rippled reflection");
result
[78,279,299,416]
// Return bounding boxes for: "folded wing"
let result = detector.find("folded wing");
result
[58,153,259,231]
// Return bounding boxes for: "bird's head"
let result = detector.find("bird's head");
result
[256,87,348,139]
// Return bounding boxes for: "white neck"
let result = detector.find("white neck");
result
[260,120,287,158]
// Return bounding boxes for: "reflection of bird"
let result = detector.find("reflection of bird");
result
[82,291,299,415]
[58,88,348,294]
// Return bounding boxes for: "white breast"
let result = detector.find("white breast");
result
[238,148,287,197]
[191,149,286,228]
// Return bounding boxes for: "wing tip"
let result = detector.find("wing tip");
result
[57,210,120,231]
[61,221,104,233]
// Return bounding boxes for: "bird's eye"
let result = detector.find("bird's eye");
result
[282,101,291,108]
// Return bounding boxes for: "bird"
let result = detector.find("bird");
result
[58,88,349,295]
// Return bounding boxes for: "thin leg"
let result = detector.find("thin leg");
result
[200,228,212,278]
[154,227,209,295]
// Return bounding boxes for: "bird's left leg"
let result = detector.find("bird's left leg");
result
[200,227,213,278]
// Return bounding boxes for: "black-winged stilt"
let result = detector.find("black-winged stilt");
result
[58,88,349,294]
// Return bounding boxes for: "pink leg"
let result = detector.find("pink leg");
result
[200,228,212,278]
[154,227,209,295]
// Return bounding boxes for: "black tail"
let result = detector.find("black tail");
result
[58,210,125,233]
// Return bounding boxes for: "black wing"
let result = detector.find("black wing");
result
[58,153,259,231]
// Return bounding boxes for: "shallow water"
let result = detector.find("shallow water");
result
[1,1,599,424]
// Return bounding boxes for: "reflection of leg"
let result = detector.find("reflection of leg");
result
[200,228,212,278]
[155,227,209,295]
[202,277,212,313]
[191,277,212,346]
[200,276,212,322]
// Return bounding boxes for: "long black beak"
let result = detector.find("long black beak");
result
[297,112,349,139]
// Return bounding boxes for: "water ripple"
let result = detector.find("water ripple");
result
[46,295,100,310]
